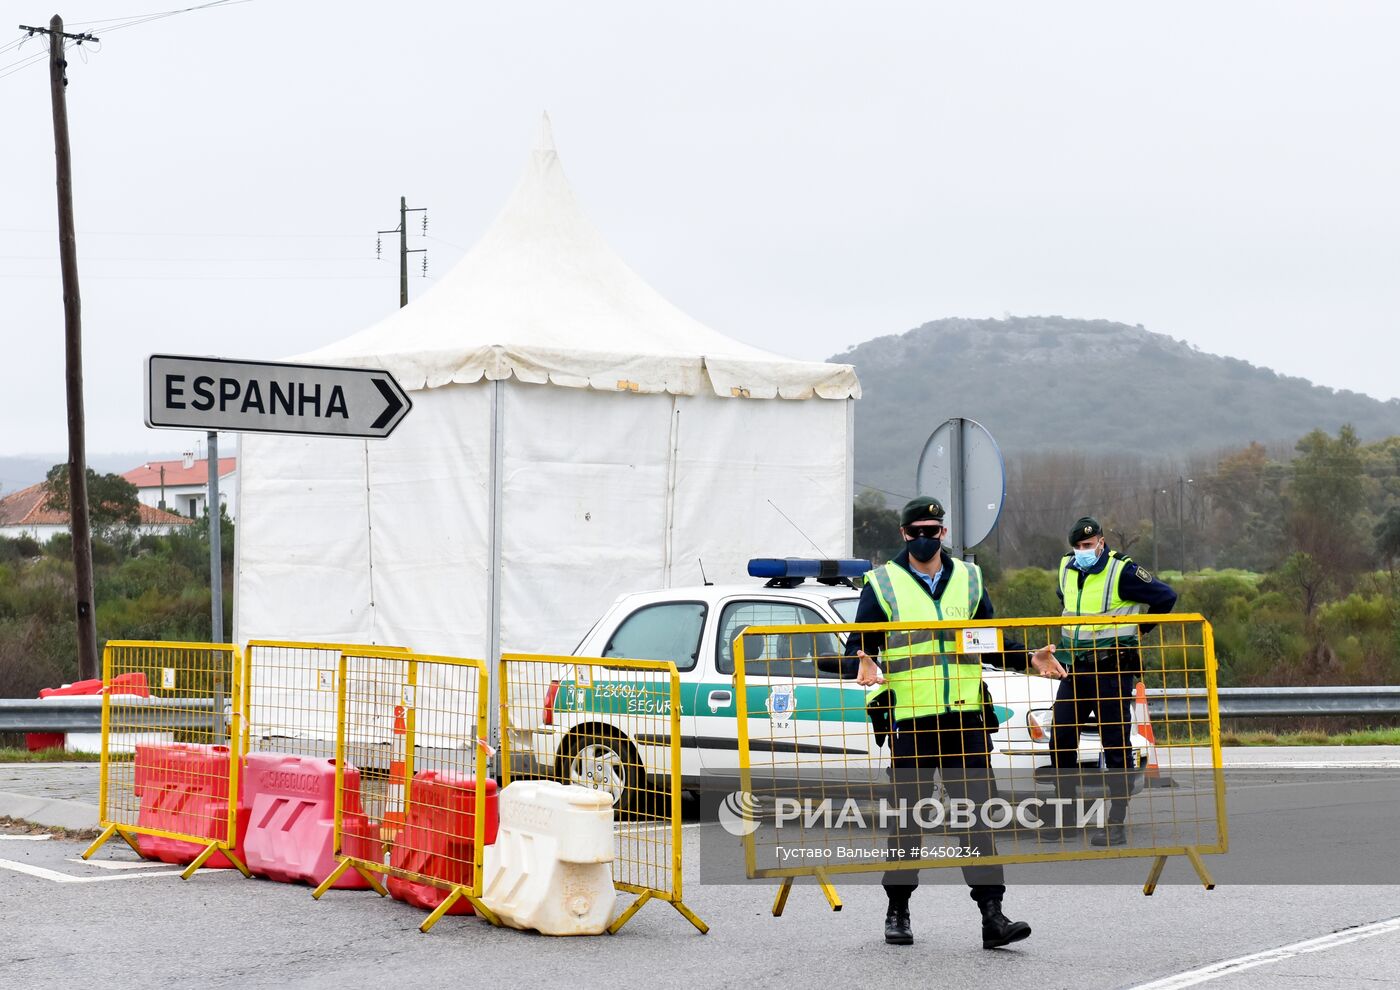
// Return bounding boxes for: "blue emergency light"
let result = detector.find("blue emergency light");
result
[747,558,872,587]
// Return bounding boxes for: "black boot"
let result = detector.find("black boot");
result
[1088,823,1128,846]
[980,900,1031,949]
[884,903,913,945]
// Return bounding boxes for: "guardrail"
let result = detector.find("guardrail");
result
[1146,686,1400,720]
[0,697,219,733]
[2,687,1397,734]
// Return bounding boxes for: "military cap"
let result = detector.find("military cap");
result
[901,496,946,528]
[1069,516,1103,545]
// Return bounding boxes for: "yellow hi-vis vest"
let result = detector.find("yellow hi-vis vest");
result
[1058,549,1145,645]
[865,557,985,723]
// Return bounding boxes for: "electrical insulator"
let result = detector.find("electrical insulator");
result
[422,254,428,277]
[422,212,428,233]
[376,236,381,259]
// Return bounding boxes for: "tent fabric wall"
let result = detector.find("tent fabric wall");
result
[496,382,673,656]
[361,386,492,656]
[666,392,853,590]
[235,433,374,646]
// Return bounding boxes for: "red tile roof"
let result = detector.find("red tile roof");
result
[0,483,193,528]
[123,457,236,489]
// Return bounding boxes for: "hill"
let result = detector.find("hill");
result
[835,316,1400,497]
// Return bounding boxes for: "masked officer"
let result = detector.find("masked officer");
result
[829,496,1066,948]
[1051,516,1177,846]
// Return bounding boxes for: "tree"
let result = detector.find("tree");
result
[853,490,899,563]
[1285,426,1368,594]
[1376,506,1400,573]
[44,464,141,540]
[1205,442,1287,571]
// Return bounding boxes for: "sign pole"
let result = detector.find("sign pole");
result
[208,432,223,642]
[948,416,965,560]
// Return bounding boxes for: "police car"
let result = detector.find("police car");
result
[507,558,1148,809]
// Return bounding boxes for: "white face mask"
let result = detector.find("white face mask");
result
[1073,546,1101,569]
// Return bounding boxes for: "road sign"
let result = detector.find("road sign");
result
[145,354,411,439]
[915,417,1005,557]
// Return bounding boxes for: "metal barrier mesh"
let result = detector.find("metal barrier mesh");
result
[316,648,494,932]
[499,653,707,934]
[84,640,248,879]
[734,613,1224,898]
[242,641,405,760]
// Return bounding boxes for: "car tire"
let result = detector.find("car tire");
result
[555,726,648,817]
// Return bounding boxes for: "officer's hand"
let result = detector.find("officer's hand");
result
[1030,644,1067,679]
[855,650,884,686]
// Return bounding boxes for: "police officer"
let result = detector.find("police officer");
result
[1051,516,1177,846]
[832,496,1066,948]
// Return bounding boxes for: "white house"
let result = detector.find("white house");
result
[0,482,194,542]
[122,454,237,520]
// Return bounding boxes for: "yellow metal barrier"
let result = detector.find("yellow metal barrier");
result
[733,613,1225,913]
[312,648,497,933]
[81,640,250,880]
[499,653,708,934]
[241,641,407,758]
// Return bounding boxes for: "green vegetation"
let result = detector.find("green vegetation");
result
[855,418,1400,692]
[1219,728,1400,746]
[0,747,100,762]
[0,484,231,700]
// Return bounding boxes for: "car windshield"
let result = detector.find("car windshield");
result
[831,598,860,623]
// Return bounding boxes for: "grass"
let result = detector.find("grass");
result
[1219,727,1400,746]
[1159,727,1400,747]
[0,747,101,762]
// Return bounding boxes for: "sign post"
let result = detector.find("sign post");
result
[145,354,412,643]
[915,417,1006,560]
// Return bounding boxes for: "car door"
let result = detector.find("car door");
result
[595,599,707,781]
[697,598,882,789]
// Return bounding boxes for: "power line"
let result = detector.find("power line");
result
[0,227,364,238]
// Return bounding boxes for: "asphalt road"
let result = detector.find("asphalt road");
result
[2,749,1398,989]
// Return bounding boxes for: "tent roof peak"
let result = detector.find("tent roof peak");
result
[298,118,860,402]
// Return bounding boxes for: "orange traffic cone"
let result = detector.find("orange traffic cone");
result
[381,704,409,840]
[1133,681,1163,783]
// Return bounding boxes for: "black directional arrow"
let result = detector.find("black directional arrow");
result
[371,377,406,430]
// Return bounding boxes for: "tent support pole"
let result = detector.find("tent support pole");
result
[487,378,505,775]
[663,396,679,587]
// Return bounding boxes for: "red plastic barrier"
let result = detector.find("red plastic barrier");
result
[387,771,499,915]
[242,753,379,889]
[134,742,247,868]
[28,674,150,750]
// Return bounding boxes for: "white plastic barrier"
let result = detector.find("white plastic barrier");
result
[481,780,617,935]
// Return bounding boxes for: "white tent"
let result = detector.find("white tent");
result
[233,116,861,662]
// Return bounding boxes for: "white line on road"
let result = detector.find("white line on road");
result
[1127,916,1400,990]
[65,858,167,871]
[0,834,53,841]
[0,858,185,883]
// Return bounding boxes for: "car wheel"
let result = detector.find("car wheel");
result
[556,727,645,815]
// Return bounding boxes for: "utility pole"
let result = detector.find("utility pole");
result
[24,17,100,680]
[1178,475,1187,574]
[377,196,427,308]
[1151,488,1159,573]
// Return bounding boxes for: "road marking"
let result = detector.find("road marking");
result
[1224,761,1400,769]
[1127,915,1400,990]
[0,858,185,883]
[0,835,53,841]
[65,858,167,871]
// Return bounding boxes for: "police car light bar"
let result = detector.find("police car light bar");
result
[747,558,872,580]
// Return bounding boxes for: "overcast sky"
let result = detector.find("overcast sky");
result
[4,1,1398,461]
